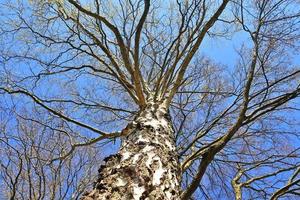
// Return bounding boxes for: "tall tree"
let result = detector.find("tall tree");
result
[0,0,300,199]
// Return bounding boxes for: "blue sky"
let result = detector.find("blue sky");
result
[0,0,300,199]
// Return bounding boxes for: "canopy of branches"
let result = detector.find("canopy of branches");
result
[0,0,299,199]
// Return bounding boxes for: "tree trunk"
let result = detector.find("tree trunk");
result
[82,102,181,200]
[232,185,242,200]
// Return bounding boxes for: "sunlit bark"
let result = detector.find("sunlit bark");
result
[82,101,181,200]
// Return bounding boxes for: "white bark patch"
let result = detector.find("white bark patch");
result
[132,153,141,164]
[137,135,149,143]
[115,178,127,187]
[167,170,178,189]
[143,119,160,130]
[165,191,172,200]
[142,145,154,152]
[153,158,166,186]
[146,152,156,167]
[160,118,169,129]
[121,152,131,161]
[165,140,175,151]
[153,137,160,145]
[133,184,145,200]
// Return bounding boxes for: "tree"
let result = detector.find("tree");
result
[0,0,299,199]
[0,110,101,199]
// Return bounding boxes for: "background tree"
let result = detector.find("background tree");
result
[0,0,299,199]
[0,114,101,200]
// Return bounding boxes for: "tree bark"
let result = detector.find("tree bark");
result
[232,184,242,200]
[82,102,181,200]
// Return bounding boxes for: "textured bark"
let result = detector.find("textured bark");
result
[82,102,181,200]
[232,184,242,200]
